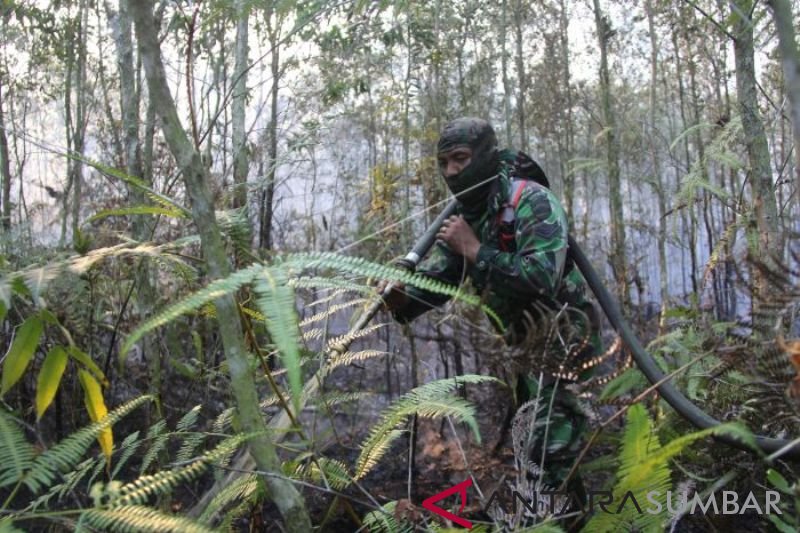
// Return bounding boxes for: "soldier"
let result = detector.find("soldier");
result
[380,117,599,514]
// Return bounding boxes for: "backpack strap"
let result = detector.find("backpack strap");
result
[497,179,529,252]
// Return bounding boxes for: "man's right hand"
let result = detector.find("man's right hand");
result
[377,280,409,311]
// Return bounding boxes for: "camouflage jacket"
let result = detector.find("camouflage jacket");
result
[394,152,597,349]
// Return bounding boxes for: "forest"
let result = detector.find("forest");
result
[1,0,800,531]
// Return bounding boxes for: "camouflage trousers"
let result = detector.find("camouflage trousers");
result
[515,374,587,498]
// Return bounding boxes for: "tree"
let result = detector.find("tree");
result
[129,2,311,529]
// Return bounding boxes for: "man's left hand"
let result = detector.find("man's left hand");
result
[436,215,481,263]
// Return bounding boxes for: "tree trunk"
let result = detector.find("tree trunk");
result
[768,0,800,207]
[513,0,528,151]
[259,14,280,250]
[731,0,781,320]
[593,0,629,310]
[645,0,669,329]
[71,0,89,247]
[130,3,311,529]
[231,0,249,211]
[0,76,10,231]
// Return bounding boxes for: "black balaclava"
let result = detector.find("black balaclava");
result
[437,117,499,215]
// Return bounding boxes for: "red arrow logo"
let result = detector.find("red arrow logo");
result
[422,478,473,529]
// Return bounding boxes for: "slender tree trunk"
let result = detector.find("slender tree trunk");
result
[130,3,311,529]
[559,0,575,220]
[260,14,280,250]
[768,0,800,208]
[593,0,629,309]
[731,0,781,320]
[645,0,670,329]
[71,0,89,247]
[0,77,10,231]
[513,0,528,151]
[232,0,249,211]
[500,0,513,146]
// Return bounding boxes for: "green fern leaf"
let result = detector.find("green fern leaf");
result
[254,267,303,413]
[112,434,247,506]
[0,410,35,488]
[198,473,259,525]
[121,264,263,359]
[24,395,152,493]
[139,419,168,475]
[83,505,213,533]
[355,375,500,479]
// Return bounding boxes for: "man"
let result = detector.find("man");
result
[381,117,598,507]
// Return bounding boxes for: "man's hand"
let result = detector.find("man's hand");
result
[377,280,409,311]
[436,215,481,263]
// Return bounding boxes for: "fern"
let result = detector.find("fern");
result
[23,395,152,493]
[0,411,35,489]
[111,431,142,480]
[83,505,213,533]
[328,349,388,370]
[299,298,367,327]
[583,404,756,532]
[139,419,168,475]
[295,457,353,490]
[121,264,263,358]
[355,375,501,479]
[362,501,412,533]
[254,268,303,413]
[111,434,247,506]
[198,473,259,525]
[282,252,503,329]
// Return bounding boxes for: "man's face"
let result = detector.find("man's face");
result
[438,147,473,178]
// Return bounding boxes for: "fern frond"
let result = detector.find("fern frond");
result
[325,323,386,355]
[315,391,372,407]
[0,410,35,488]
[112,434,247,506]
[24,395,152,493]
[199,473,259,525]
[288,276,373,294]
[121,264,263,358]
[295,457,353,490]
[139,419,168,475]
[362,501,412,533]
[83,505,213,533]
[355,375,500,479]
[176,405,202,432]
[307,289,350,307]
[327,349,388,371]
[299,299,367,327]
[283,252,503,327]
[356,429,407,482]
[254,268,303,413]
[111,431,142,480]
[176,433,206,464]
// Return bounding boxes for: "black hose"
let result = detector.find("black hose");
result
[569,235,800,459]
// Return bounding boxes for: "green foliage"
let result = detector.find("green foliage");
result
[1,315,43,395]
[254,268,303,413]
[35,345,68,419]
[82,505,214,533]
[765,468,800,533]
[0,413,36,489]
[582,404,757,532]
[355,375,501,479]
[108,434,247,506]
[22,395,152,493]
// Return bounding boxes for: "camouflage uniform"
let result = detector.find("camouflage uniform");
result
[393,119,598,497]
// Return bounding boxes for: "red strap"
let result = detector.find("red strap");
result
[511,180,527,208]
